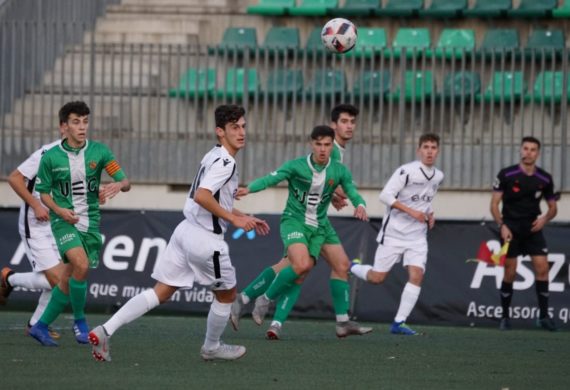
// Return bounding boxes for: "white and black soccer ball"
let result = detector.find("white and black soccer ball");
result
[321,18,358,54]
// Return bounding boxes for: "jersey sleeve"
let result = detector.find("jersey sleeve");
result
[35,153,53,194]
[543,173,556,201]
[248,160,294,193]
[492,169,505,192]
[379,166,409,206]
[102,144,127,181]
[17,147,44,180]
[339,166,366,208]
[199,157,236,194]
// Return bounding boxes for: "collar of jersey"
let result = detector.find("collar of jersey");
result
[307,154,330,173]
[334,139,345,151]
[61,138,87,154]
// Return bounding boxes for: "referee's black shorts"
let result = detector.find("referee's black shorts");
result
[504,219,548,258]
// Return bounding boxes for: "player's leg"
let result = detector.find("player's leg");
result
[266,278,304,340]
[351,243,396,284]
[499,256,517,330]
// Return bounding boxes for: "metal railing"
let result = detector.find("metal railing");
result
[0,22,568,190]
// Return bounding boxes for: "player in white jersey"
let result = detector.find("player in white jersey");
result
[351,133,444,335]
[88,105,270,362]
[1,140,65,338]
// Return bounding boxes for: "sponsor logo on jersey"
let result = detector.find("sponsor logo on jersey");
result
[270,171,278,176]
[287,231,304,240]
[223,158,231,167]
[535,191,542,199]
[328,179,334,187]
[52,167,69,172]
[59,232,76,245]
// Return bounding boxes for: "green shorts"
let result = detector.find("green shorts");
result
[280,217,326,260]
[51,221,102,268]
[322,220,341,245]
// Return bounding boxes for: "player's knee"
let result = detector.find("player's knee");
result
[368,271,386,284]
[292,260,313,275]
[331,259,350,275]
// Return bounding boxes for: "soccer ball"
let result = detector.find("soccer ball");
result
[321,18,358,54]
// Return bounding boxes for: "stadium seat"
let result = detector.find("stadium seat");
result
[432,29,475,59]
[168,68,216,99]
[216,68,260,100]
[260,27,300,56]
[304,69,346,100]
[303,27,329,57]
[387,28,431,59]
[246,0,295,15]
[524,29,565,59]
[528,72,570,104]
[212,27,258,56]
[419,0,467,18]
[479,28,519,59]
[289,0,338,16]
[464,0,511,18]
[481,72,527,103]
[375,0,423,17]
[553,1,570,18]
[508,0,557,18]
[344,28,386,59]
[352,70,391,101]
[389,71,435,102]
[333,0,379,16]
[440,71,481,101]
[262,69,304,100]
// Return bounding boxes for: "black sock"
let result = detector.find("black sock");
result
[535,280,549,319]
[500,281,513,318]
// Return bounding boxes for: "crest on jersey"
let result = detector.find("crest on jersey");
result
[328,179,334,187]
[535,191,542,199]
[89,161,97,170]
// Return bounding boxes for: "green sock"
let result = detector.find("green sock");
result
[39,286,70,325]
[265,266,299,300]
[330,278,350,316]
[273,283,302,324]
[69,277,87,320]
[242,267,276,301]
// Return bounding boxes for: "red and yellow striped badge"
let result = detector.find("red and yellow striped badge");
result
[105,160,121,176]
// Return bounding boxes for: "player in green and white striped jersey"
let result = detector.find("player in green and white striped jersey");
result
[29,101,131,347]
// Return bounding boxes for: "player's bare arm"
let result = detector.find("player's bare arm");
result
[194,187,256,232]
[531,200,557,232]
[8,169,49,222]
[99,178,131,204]
[490,191,512,241]
[234,187,249,200]
[232,208,270,236]
[39,192,79,224]
[391,201,427,224]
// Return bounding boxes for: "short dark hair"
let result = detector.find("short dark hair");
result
[331,104,359,123]
[522,136,541,149]
[215,105,246,129]
[418,133,440,147]
[310,125,335,141]
[59,101,90,125]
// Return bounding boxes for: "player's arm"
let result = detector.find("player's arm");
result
[531,178,558,232]
[231,208,270,236]
[8,168,49,222]
[339,168,368,221]
[490,171,512,241]
[194,189,257,232]
[99,155,131,204]
[236,161,293,199]
[379,168,426,223]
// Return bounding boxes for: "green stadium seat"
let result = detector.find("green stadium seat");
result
[553,1,570,18]
[433,29,475,59]
[528,72,570,104]
[525,29,565,59]
[389,71,435,102]
[352,70,390,101]
[212,27,258,56]
[289,0,338,16]
[305,69,346,100]
[168,68,216,99]
[387,28,431,59]
[375,0,423,17]
[464,0,511,18]
[479,28,519,58]
[481,72,527,103]
[333,0,379,16]
[303,27,329,57]
[440,72,481,101]
[419,0,467,18]
[260,27,300,55]
[345,28,386,59]
[246,0,295,15]
[262,69,304,99]
[216,68,261,100]
[508,0,556,18]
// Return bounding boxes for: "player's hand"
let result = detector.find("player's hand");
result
[409,209,427,224]
[252,217,270,236]
[235,187,249,200]
[232,214,257,232]
[99,182,122,204]
[427,212,435,229]
[353,205,368,221]
[500,224,512,242]
[531,216,547,232]
[33,204,50,222]
[58,208,79,224]
[331,193,348,211]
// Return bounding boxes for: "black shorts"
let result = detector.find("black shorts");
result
[504,220,548,258]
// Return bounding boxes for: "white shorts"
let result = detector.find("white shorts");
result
[372,243,428,273]
[151,219,236,290]
[22,235,61,272]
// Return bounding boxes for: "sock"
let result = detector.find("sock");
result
[500,281,513,319]
[8,272,51,290]
[103,289,160,336]
[30,290,52,326]
[535,280,549,319]
[394,282,421,323]
[273,283,302,324]
[351,264,372,281]
[39,286,70,325]
[265,266,300,301]
[203,298,232,350]
[69,277,87,320]
[242,267,276,304]
[330,279,350,322]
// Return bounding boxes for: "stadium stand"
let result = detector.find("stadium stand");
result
[260,26,300,55]
[168,68,216,99]
[440,71,481,101]
[351,70,391,102]
[389,71,435,102]
[463,0,511,18]
[480,71,527,103]
[289,0,338,16]
[304,69,347,100]
[375,0,423,17]
[419,0,467,18]
[211,27,258,55]
[388,28,431,59]
[508,0,557,18]
[247,0,295,15]
[262,69,305,99]
[332,0,379,17]
[216,67,261,100]
[344,27,386,59]
[432,28,475,59]
[528,72,570,104]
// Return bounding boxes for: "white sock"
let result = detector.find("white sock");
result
[203,299,231,351]
[270,320,282,327]
[103,289,160,336]
[351,264,372,281]
[8,272,51,290]
[29,290,52,326]
[240,292,250,305]
[394,283,421,323]
[336,314,349,322]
